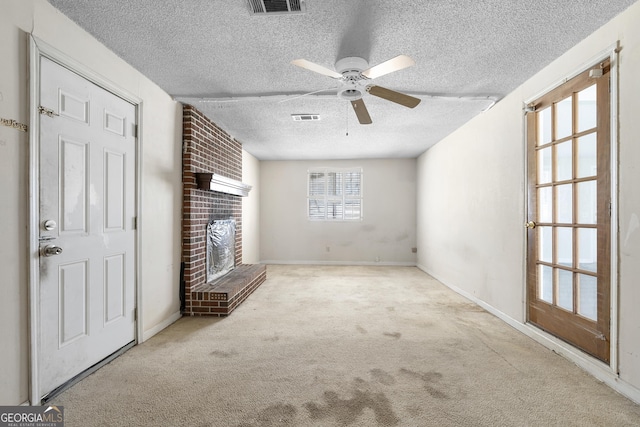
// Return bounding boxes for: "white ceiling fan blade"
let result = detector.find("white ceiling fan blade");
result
[361,55,415,79]
[291,59,343,79]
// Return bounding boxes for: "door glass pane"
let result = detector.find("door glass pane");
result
[578,228,597,272]
[537,107,552,145]
[538,147,552,184]
[557,269,573,311]
[557,227,573,268]
[555,97,573,139]
[556,184,572,223]
[538,226,552,263]
[556,141,573,181]
[577,85,597,132]
[577,181,597,224]
[538,187,552,223]
[576,133,597,178]
[578,274,597,321]
[539,265,553,303]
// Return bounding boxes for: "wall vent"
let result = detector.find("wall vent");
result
[248,0,305,14]
[292,114,320,121]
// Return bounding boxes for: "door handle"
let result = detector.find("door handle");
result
[525,221,536,229]
[41,245,63,257]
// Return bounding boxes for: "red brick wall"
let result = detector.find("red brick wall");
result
[182,104,243,314]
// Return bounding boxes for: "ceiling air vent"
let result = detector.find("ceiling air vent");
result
[292,114,320,121]
[248,0,305,15]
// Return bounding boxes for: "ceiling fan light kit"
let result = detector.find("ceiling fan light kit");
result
[291,54,421,125]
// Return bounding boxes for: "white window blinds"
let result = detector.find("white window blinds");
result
[308,168,363,221]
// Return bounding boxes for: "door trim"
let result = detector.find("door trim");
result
[522,42,619,374]
[28,35,143,405]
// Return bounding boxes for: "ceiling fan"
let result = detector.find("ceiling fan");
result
[291,55,421,124]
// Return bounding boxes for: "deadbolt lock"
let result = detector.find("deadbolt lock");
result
[43,219,57,231]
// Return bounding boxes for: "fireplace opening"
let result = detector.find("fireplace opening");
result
[207,219,236,283]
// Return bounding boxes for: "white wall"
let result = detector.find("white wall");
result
[0,1,33,406]
[261,159,416,265]
[242,149,260,264]
[1,0,183,404]
[416,1,640,397]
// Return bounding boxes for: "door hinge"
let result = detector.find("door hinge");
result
[38,106,59,117]
[132,124,138,138]
[609,202,612,217]
[133,217,137,230]
[133,308,137,321]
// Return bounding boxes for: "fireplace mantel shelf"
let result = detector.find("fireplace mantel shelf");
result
[195,173,252,197]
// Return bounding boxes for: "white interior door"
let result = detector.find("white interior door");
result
[38,57,137,398]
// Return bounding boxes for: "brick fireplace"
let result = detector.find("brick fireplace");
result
[182,104,266,316]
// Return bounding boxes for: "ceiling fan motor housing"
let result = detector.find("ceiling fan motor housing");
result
[335,57,370,101]
[335,57,369,74]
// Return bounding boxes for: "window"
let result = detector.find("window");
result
[307,168,363,221]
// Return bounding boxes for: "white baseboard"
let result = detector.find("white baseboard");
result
[141,311,182,342]
[416,264,640,405]
[260,260,417,267]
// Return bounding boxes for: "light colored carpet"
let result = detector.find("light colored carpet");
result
[53,265,640,426]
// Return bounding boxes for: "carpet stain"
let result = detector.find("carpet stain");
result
[383,332,402,339]
[237,403,297,427]
[210,350,238,358]
[356,325,368,334]
[386,306,396,312]
[370,369,396,386]
[263,334,280,342]
[399,368,448,399]
[304,388,399,426]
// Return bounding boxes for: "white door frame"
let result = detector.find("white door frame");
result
[28,35,144,405]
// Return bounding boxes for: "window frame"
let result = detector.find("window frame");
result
[307,167,363,221]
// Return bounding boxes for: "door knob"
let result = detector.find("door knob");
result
[42,245,63,257]
[525,221,536,229]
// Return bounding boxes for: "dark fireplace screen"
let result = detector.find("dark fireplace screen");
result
[206,219,236,283]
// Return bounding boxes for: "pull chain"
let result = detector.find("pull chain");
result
[345,102,349,136]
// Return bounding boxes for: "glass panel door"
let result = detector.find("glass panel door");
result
[526,61,611,363]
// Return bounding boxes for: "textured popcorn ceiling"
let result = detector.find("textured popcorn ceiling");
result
[48,0,637,160]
